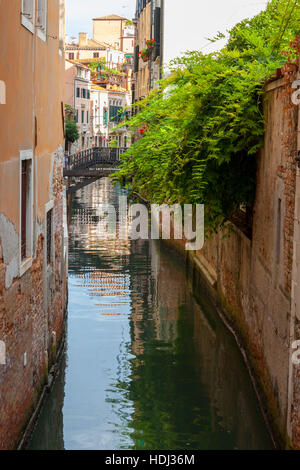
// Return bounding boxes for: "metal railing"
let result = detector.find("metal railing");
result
[64,147,126,172]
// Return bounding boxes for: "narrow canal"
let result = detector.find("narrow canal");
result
[28,178,273,450]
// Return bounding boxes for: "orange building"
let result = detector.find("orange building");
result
[0,0,68,449]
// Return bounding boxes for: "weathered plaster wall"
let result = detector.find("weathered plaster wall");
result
[93,18,125,49]
[289,71,300,448]
[0,0,68,449]
[196,78,299,447]
[135,3,152,100]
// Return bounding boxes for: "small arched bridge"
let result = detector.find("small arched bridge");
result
[64,147,125,194]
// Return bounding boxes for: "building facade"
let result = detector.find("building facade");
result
[91,86,110,147]
[93,14,135,54]
[91,85,132,148]
[0,0,68,449]
[108,88,132,147]
[133,0,163,103]
[65,60,93,152]
[65,32,126,67]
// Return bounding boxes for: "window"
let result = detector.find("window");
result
[75,110,78,123]
[20,150,33,274]
[21,0,35,33]
[87,111,89,123]
[46,208,53,265]
[87,90,90,100]
[81,89,86,99]
[103,107,108,125]
[93,52,99,58]
[37,0,47,40]
[69,53,75,60]
[76,87,80,98]
[81,110,84,123]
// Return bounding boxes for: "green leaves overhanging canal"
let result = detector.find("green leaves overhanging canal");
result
[113,0,300,234]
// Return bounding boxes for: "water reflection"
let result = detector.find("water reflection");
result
[28,178,273,450]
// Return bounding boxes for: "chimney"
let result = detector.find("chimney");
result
[79,33,87,47]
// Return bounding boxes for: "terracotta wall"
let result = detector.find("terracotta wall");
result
[0,0,68,449]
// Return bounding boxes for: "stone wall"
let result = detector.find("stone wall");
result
[195,77,299,447]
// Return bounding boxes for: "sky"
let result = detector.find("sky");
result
[65,0,136,40]
[163,0,270,63]
[66,0,270,61]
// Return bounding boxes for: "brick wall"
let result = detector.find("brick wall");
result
[0,178,68,450]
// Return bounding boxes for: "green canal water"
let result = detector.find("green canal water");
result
[28,178,273,450]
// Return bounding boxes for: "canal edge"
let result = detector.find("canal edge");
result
[16,317,68,451]
[160,238,281,449]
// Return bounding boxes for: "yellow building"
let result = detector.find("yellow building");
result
[93,14,135,54]
[0,0,68,449]
[66,33,109,61]
[65,33,128,70]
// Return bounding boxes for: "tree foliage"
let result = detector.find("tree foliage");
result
[114,0,300,233]
[66,120,79,144]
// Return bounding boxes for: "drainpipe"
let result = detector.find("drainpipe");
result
[287,70,300,446]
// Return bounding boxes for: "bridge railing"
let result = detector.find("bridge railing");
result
[64,147,126,171]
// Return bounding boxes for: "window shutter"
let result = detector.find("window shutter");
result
[22,0,34,19]
[153,7,161,60]
[46,209,52,265]
[134,45,139,73]
[58,0,64,53]
[37,0,47,32]
[21,160,28,260]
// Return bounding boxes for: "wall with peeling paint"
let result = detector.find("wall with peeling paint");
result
[0,0,68,450]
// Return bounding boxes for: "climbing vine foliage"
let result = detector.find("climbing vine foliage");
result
[114,0,300,233]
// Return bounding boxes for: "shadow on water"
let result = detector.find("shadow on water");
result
[28,178,273,450]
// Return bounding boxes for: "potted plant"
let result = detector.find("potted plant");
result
[138,40,156,62]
